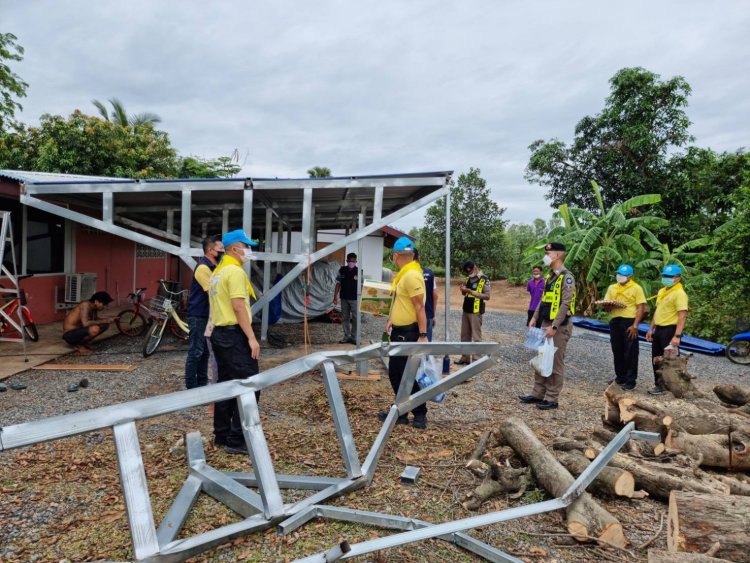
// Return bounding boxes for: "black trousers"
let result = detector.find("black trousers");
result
[388,323,426,418]
[609,317,639,385]
[211,325,260,447]
[651,324,676,385]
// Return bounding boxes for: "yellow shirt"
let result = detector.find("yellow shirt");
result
[604,280,646,319]
[208,256,252,326]
[194,263,212,292]
[653,282,688,326]
[390,265,425,326]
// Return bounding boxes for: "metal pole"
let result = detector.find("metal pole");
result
[444,189,451,341]
[261,207,273,341]
[357,206,367,376]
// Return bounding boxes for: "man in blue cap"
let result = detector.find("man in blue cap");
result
[646,264,688,395]
[378,236,429,429]
[208,229,260,454]
[601,264,646,390]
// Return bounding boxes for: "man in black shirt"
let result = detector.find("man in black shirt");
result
[333,252,359,344]
[415,250,438,340]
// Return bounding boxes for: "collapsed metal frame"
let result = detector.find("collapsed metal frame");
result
[0,341,658,562]
[15,172,453,342]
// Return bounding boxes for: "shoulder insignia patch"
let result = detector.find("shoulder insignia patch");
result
[564,275,575,287]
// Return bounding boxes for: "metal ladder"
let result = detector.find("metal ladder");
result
[0,210,28,359]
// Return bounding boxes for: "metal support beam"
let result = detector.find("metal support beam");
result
[261,206,273,341]
[321,362,362,478]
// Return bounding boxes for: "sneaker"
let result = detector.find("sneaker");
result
[346,338,357,345]
[648,386,666,395]
[620,383,636,390]
[339,338,350,344]
[224,443,249,455]
[214,437,228,447]
[518,395,543,404]
[377,411,408,424]
[536,400,559,410]
[412,416,427,429]
[608,378,624,385]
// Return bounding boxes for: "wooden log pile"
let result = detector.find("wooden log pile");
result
[461,358,750,559]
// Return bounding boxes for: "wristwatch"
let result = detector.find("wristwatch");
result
[551,325,558,330]
[674,333,682,338]
[419,332,428,337]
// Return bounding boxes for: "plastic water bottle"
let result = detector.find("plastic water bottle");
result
[416,371,446,403]
[664,344,679,357]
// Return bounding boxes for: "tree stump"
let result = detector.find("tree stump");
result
[656,355,704,399]
[498,418,627,547]
[668,491,750,561]
[666,429,750,470]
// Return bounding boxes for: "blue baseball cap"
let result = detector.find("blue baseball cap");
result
[393,236,416,252]
[222,229,258,248]
[662,264,682,276]
[616,264,633,276]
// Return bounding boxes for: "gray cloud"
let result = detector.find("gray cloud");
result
[3,0,749,231]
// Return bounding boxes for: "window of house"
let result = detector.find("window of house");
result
[1,199,66,275]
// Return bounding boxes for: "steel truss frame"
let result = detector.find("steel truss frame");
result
[0,342,657,562]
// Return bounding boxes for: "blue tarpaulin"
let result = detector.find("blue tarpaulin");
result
[571,317,726,356]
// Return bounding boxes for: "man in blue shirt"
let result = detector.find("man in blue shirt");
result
[415,250,439,341]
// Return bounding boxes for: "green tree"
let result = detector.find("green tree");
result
[525,67,692,211]
[307,166,331,177]
[0,32,29,131]
[178,154,241,178]
[0,110,177,177]
[92,97,162,127]
[502,223,539,283]
[420,168,507,277]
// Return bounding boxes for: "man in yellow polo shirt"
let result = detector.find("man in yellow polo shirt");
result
[208,229,260,455]
[646,264,689,395]
[377,236,429,429]
[602,264,646,390]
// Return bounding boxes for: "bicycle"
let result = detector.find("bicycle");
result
[115,287,152,337]
[142,282,190,357]
[0,274,39,342]
[726,329,750,365]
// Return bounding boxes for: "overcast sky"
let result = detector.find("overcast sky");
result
[3,1,749,231]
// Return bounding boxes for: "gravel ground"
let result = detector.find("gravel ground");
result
[0,310,746,562]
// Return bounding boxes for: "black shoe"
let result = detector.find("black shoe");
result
[454,360,469,365]
[518,395,543,404]
[536,400,559,410]
[339,338,350,344]
[347,338,357,344]
[412,416,427,429]
[608,378,624,385]
[648,386,666,395]
[214,437,228,447]
[620,383,636,390]
[224,443,249,455]
[377,411,409,424]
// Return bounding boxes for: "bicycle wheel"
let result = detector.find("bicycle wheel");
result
[21,307,39,342]
[143,319,166,357]
[116,310,148,337]
[726,339,750,365]
[168,315,190,340]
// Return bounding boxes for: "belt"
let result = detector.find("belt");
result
[213,325,240,331]
[392,322,418,331]
[655,324,676,329]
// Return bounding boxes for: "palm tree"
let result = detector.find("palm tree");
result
[307,166,332,178]
[92,97,161,127]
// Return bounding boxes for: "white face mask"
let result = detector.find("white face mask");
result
[616,274,628,284]
[532,273,541,279]
[542,255,553,267]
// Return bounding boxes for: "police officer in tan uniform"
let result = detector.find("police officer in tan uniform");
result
[519,242,575,410]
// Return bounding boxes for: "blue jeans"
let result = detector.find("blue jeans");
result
[184,316,209,389]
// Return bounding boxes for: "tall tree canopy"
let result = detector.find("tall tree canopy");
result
[0,32,28,131]
[419,168,506,276]
[525,67,693,211]
[92,97,162,127]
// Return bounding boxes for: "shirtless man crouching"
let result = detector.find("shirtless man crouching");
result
[63,291,115,353]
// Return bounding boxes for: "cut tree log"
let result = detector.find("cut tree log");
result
[655,355,705,399]
[713,383,750,406]
[648,549,734,563]
[555,451,635,498]
[592,427,665,457]
[668,491,750,562]
[498,417,627,547]
[618,398,672,434]
[666,428,750,470]
[465,429,494,477]
[551,437,599,460]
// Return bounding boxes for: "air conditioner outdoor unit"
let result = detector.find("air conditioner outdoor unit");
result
[65,273,98,303]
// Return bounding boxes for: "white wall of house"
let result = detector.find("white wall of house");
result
[271,229,385,281]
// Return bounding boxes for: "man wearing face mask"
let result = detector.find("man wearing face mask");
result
[646,264,688,395]
[184,235,224,389]
[456,260,491,365]
[526,266,544,328]
[519,242,575,410]
[333,252,359,344]
[602,264,646,390]
[208,229,260,455]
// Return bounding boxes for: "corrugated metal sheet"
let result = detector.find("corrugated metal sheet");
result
[0,169,125,183]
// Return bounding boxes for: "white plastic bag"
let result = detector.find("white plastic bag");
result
[530,338,557,378]
[416,355,446,403]
[524,327,546,350]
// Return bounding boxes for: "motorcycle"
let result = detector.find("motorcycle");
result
[726,330,750,365]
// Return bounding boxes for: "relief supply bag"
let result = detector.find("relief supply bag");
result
[416,355,446,403]
[524,327,546,350]
[529,338,557,378]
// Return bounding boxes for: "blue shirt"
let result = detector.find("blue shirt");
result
[423,267,435,319]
